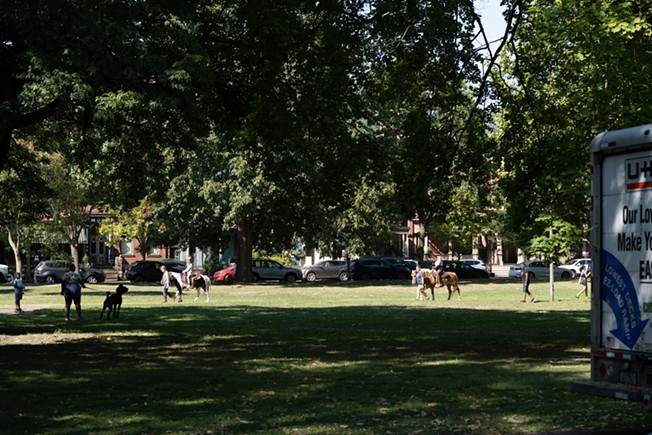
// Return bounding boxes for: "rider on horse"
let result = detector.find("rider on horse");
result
[182,256,193,289]
[433,255,444,288]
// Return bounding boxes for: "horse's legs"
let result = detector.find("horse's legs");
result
[455,284,461,300]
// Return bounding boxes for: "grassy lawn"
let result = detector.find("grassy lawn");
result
[1,277,651,434]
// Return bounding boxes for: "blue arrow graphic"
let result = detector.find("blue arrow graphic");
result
[602,250,649,349]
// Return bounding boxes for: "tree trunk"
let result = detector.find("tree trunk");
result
[235,217,255,282]
[24,250,32,281]
[7,228,22,279]
[70,227,81,271]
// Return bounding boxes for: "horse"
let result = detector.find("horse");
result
[168,271,184,302]
[189,272,211,302]
[423,269,461,300]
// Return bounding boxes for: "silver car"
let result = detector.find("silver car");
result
[252,258,302,283]
[0,264,14,284]
[459,259,487,271]
[34,260,106,284]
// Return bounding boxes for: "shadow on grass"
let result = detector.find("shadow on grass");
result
[0,305,649,434]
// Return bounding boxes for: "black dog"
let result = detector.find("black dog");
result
[100,284,129,320]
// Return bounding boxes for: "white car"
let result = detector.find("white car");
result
[558,258,592,278]
[0,264,14,284]
[509,260,572,280]
[459,259,487,271]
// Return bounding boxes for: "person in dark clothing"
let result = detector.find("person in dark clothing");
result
[61,263,85,321]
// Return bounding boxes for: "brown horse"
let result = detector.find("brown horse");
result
[423,270,461,300]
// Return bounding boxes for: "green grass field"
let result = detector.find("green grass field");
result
[1,277,650,434]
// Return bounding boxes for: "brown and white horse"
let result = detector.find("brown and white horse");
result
[169,271,184,302]
[169,271,211,302]
[189,272,211,302]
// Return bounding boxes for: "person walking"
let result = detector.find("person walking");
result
[520,263,536,303]
[414,266,427,300]
[13,272,25,313]
[160,265,174,302]
[61,264,85,321]
[575,265,591,298]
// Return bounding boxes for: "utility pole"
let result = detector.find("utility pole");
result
[549,226,555,301]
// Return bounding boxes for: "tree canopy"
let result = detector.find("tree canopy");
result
[4,0,646,279]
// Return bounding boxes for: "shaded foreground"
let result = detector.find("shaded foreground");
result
[0,282,651,434]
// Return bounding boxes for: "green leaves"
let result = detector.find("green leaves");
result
[490,0,652,251]
[528,215,583,263]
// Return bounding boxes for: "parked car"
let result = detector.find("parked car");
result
[508,260,572,280]
[125,260,185,283]
[79,266,106,284]
[441,260,490,279]
[379,256,414,270]
[558,258,592,278]
[302,260,349,282]
[0,264,14,284]
[403,259,419,270]
[252,258,302,283]
[350,257,412,280]
[213,265,236,284]
[34,260,106,284]
[458,259,488,272]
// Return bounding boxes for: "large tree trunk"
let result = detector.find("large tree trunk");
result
[235,217,255,282]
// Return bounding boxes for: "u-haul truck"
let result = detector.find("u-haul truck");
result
[573,124,652,402]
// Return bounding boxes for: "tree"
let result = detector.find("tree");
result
[191,1,382,281]
[426,180,490,257]
[98,199,164,262]
[492,0,652,250]
[351,0,498,259]
[0,141,52,278]
[2,1,209,196]
[43,153,99,270]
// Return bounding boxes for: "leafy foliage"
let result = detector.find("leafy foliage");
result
[98,198,165,261]
[4,0,619,269]
[493,0,652,250]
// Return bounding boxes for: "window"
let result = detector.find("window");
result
[148,247,161,257]
[121,241,134,256]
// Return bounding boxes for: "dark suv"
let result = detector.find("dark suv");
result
[34,260,106,284]
[350,257,411,280]
[125,260,186,282]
